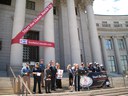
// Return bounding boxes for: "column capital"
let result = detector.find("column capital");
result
[60,0,66,5]
[112,36,118,39]
[78,3,85,12]
[99,35,106,39]
[85,0,94,6]
[124,35,128,38]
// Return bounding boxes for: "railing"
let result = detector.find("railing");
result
[18,75,33,96]
[10,67,19,93]
[9,66,33,96]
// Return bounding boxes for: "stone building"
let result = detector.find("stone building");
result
[0,0,128,74]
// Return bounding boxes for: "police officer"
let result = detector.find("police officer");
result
[32,63,42,94]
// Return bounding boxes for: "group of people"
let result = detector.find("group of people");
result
[21,60,106,94]
[67,62,106,91]
[21,59,62,94]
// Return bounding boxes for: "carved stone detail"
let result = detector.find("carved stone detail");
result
[85,0,94,6]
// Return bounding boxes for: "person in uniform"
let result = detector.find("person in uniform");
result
[39,59,45,87]
[32,63,42,94]
[44,64,51,93]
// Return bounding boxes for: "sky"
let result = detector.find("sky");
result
[93,0,128,15]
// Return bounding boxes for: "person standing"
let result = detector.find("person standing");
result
[50,60,57,91]
[67,64,73,87]
[32,63,42,94]
[56,63,62,89]
[44,64,51,93]
[21,63,31,90]
[67,64,74,91]
[39,59,45,87]
[74,64,80,91]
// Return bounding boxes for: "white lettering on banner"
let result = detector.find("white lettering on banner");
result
[11,3,55,48]
[21,3,53,34]
[29,22,35,27]
[22,26,31,33]
[28,41,52,46]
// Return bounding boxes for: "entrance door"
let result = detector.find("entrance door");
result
[23,31,39,62]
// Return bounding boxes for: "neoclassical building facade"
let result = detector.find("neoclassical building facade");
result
[0,0,128,74]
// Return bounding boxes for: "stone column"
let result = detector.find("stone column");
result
[44,0,55,64]
[124,36,128,52]
[67,0,81,64]
[112,36,123,73]
[85,0,102,64]
[10,0,26,66]
[100,36,110,73]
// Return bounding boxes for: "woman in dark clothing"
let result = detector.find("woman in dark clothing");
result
[67,64,73,87]
[32,63,42,94]
[44,64,52,93]
[74,64,80,91]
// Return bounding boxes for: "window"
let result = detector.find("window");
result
[0,0,11,5]
[53,6,57,15]
[96,23,99,27]
[26,0,35,10]
[108,56,116,72]
[125,21,128,27]
[0,39,2,50]
[105,39,113,50]
[77,28,80,40]
[102,21,110,27]
[75,7,78,15]
[81,54,83,62]
[23,31,39,62]
[114,21,122,27]
[120,55,128,71]
[117,39,125,49]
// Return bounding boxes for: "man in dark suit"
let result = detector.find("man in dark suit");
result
[32,63,42,94]
[50,60,57,91]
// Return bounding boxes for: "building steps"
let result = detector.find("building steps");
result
[0,77,14,95]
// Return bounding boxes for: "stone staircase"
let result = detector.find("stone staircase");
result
[0,71,128,96]
[0,71,14,95]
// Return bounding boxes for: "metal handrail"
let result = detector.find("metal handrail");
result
[18,75,33,96]
[9,66,18,93]
[9,67,33,95]
[10,67,17,80]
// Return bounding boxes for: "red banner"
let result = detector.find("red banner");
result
[11,3,55,48]
[12,3,53,41]
[13,39,55,47]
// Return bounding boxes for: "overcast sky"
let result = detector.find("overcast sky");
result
[93,0,128,15]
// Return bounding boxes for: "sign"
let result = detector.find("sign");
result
[80,76,93,87]
[88,72,108,88]
[12,3,55,48]
[57,69,63,79]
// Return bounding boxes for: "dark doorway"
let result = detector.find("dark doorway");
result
[23,31,39,62]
